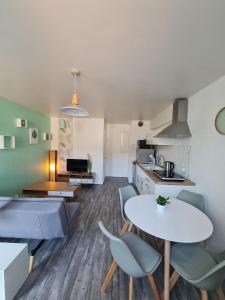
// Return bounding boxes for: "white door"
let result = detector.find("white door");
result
[105,124,130,177]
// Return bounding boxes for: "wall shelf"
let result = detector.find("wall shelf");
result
[0,135,16,149]
[16,118,28,128]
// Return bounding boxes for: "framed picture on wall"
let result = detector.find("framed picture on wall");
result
[29,128,38,144]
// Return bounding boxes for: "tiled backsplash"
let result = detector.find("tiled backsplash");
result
[156,145,191,178]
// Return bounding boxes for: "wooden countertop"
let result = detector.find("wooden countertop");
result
[134,161,195,186]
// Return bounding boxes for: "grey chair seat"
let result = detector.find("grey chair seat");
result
[171,243,216,281]
[121,232,162,274]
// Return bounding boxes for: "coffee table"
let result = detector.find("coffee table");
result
[23,181,80,198]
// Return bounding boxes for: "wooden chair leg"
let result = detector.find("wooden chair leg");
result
[29,255,35,273]
[119,222,129,236]
[128,223,133,231]
[215,287,225,300]
[147,274,161,300]
[136,228,141,236]
[101,260,118,292]
[169,271,180,291]
[201,289,209,300]
[129,276,133,300]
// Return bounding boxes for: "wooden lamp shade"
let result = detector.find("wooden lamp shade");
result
[49,150,57,181]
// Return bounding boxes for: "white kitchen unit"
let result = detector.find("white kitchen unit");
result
[135,164,195,197]
[0,243,29,300]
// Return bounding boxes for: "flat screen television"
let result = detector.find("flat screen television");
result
[67,159,88,173]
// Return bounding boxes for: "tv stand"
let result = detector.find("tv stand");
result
[57,172,95,185]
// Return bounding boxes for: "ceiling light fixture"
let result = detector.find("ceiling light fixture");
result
[60,69,89,117]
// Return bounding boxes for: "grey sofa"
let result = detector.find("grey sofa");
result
[0,197,80,271]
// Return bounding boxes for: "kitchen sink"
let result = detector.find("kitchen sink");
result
[140,164,163,171]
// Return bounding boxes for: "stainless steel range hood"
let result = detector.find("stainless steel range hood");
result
[154,98,191,138]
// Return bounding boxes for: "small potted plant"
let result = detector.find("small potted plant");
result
[87,153,92,174]
[156,195,170,212]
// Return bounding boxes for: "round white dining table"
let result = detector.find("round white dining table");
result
[125,194,213,300]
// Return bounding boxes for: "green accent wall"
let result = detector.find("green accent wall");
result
[0,97,50,196]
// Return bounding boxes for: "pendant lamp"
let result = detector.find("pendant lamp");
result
[60,69,89,117]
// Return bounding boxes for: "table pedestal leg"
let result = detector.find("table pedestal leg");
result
[164,240,170,300]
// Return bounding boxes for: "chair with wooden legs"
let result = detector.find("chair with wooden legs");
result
[118,185,138,235]
[102,186,138,283]
[164,243,225,300]
[99,221,162,300]
[157,189,206,251]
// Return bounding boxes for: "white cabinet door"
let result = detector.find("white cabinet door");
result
[135,174,141,194]
[143,177,156,194]
[135,166,143,194]
[136,165,156,195]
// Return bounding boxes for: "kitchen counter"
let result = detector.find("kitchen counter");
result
[133,161,195,186]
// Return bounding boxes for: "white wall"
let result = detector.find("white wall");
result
[188,76,225,251]
[105,124,130,177]
[73,118,105,184]
[156,145,191,177]
[50,117,105,184]
[128,120,150,182]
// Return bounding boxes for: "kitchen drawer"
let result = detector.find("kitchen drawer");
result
[143,178,156,194]
[81,178,94,184]
[48,190,74,197]
[69,178,94,184]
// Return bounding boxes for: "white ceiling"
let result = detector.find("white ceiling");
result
[1,0,225,122]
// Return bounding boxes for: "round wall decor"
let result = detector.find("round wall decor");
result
[215,107,225,135]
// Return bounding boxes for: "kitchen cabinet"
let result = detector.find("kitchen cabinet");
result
[135,164,195,197]
[136,165,156,195]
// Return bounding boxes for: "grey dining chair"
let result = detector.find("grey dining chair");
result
[118,185,138,235]
[99,221,162,300]
[177,189,204,211]
[165,243,225,300]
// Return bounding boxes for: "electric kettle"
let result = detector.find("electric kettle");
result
[164,161,175,177]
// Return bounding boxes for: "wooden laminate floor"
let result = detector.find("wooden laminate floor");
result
[12,177,224,300]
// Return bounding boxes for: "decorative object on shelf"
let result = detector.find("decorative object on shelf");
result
[156,195,170,211]
[215,107,225,135]
[138,121,144,127]
[29,128,38,144]
[49,150,58,181]
[87,153,92,173]
[43,132,51,141]
[0,135,15,149]
[59,119,67,129]
[60,69,89,117]
[16,118,27,128]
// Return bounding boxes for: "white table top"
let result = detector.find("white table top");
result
[125,195,213,243]
[0,243,28,271]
